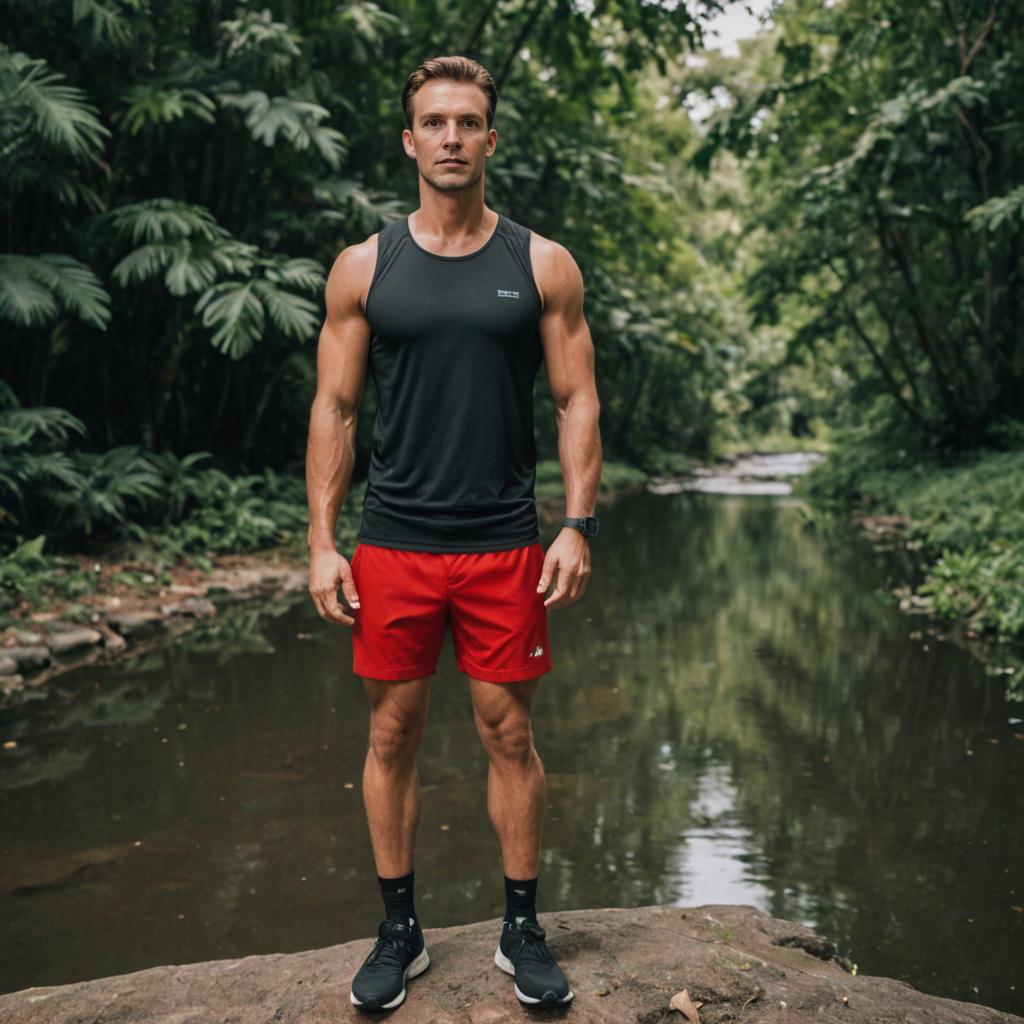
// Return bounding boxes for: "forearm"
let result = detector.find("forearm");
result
[555,393,602,518]
[306,397,357,553]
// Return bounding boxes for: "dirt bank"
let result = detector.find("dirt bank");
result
[0,903,1017,1024]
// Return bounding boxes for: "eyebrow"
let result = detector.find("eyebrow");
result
[419,111,483,120]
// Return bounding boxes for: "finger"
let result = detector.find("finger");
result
[324,596,355,625]
[312,586,354,626]
[570,563,590,600]
[536,556,556,594]
[339,562,360,609]
[543,572,569,608]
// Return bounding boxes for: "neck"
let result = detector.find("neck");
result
[412,188,494,244]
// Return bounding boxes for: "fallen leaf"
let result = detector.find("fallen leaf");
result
[669,988,702,1022]
[1011,906,1024,914]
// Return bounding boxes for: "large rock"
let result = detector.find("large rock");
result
[104,610,166,639]
[1,646,50,672]
[45,625,104,656]
[0,904,1017,1023]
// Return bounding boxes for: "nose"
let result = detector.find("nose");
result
[443,120,462,148]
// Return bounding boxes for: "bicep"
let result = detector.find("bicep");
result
[538,248,596,409]
[314,247,373,417]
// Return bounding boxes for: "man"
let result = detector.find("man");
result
[305,54,601,1012]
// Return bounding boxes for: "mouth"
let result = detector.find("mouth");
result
[438,159,466,166]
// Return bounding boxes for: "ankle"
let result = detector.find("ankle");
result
[503,874,538,924]
[379,869,418,925]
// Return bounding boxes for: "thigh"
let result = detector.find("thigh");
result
[363,675,433,733]
[448,542,553,684]
[351,543,448,682]
[469,675,538,732]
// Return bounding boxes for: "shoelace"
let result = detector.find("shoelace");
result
[512,920,555,967]
[369,923,415,970]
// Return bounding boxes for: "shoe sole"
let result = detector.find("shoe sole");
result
[494,945,574,1006]
[350,947,430,1011]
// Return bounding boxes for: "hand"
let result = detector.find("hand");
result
[308,548,360,626]
[536,527,591,609]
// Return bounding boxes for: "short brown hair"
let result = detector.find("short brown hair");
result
[401,55,498,130]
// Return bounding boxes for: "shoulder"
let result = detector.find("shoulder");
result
[325,233,379,315]
[527,229,583,313]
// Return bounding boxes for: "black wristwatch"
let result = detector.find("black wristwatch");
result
[562,516,599,538]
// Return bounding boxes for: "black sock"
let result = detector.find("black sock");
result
[378,870,417,926]
[504,875,538,924]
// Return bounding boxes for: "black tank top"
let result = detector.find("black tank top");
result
[356,213,545,552]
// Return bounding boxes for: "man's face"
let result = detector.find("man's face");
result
[403,79,496,193]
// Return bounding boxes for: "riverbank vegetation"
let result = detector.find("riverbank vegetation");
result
[2,0,1021,655]
[800,432,1024,639]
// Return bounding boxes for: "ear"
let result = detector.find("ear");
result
[402,128,416,159]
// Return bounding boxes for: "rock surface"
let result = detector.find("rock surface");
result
[0,904,1018,1024]
[0,557,313,703]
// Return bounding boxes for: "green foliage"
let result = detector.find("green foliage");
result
[0,253,110,329]
[696,0,1024,449]
[0,535,101,622]
[799,430,1024,640]
[920,543,1024,638]
[218,90,347,167]
[3,0,734,472]
[0,44,109,165]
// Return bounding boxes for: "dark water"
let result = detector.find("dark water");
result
[2,489,1022,1013]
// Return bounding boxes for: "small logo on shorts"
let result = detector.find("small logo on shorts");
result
[497,288,520,299]
[530,645,544,657]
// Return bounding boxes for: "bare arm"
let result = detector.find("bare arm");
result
[532,235,602,608]
[305,237,376,624]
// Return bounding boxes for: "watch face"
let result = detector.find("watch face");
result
[585,517,599,537]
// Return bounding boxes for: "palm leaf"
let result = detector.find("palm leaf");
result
[71,0,134,49]
[0,265,56,326]
[110,242,175,287]
[0,253,110,329]
[2,47,109,161]
[195,281,265,358]
[116,84,216,134]
[218,90,346,166]
[264,257,325,292]
[99,198,219,245]
[2,405,88,444]
[253,279,319,340]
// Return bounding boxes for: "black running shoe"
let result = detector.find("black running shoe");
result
[350,917,430,1012]
[494,915,574,1006]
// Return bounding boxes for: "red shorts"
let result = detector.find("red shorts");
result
[349,541,553,683]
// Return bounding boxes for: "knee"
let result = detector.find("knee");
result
[368,712,422,769]
[478,718,535,765]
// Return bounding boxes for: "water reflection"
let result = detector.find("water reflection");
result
[1,490,1022,1014]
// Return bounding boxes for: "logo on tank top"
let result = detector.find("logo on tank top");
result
[530,645,544,657]
[497,289,520,299]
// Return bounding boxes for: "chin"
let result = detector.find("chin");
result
[422,167,482,192]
